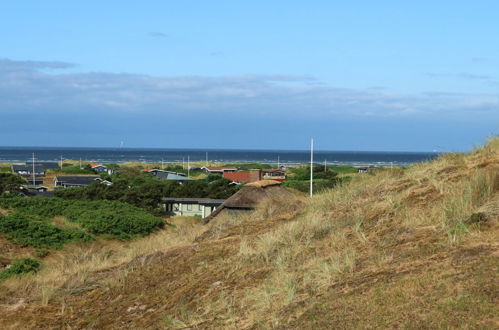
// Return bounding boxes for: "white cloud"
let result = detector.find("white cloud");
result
[0,58,497,121]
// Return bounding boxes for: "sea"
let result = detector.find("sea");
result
[0,146,440,167]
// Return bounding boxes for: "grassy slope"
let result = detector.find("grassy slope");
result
[0,139,498,329]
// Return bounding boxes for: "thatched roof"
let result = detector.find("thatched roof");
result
[245,180,282,188]
[203,180,294,223]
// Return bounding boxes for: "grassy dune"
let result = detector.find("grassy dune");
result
[0,138,497,329]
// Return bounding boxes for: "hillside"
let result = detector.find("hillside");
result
[0,138,498,329]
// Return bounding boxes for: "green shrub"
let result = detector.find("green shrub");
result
[0,212,92,249]
[34,249,50,258]
[0,196,164,242]
[0,258,41,280]
[63,200,164,239]
[0,173,26,194]
[0,166,11,173]
[0,197,70,217]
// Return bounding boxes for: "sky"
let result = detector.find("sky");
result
[0,1,498,151]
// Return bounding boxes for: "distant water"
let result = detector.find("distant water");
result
[0,146,440,167]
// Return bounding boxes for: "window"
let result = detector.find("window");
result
[198,204,202,211]
[187,204,192,211]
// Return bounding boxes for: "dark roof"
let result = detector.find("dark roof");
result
[153,171,193,181]
[163,197,225,205]
[12,164,45,172]
[25,162,60,169]
[55,176,100,186]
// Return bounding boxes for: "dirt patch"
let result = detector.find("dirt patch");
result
[377,179,415,194]
[0,236,35,260]
[404,184,443,207]
[0,209,11,216]
[437,165,461,176]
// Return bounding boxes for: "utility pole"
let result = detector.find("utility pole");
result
[79,157,82,169]
[310,138,314,197]
[324,159,327,172]
[32,152,36,186]
[187,156,190,177]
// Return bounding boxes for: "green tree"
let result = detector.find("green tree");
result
[0,173,25,194]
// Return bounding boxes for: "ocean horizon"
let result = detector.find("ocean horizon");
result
[0,146,440,167]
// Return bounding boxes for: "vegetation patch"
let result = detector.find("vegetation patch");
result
[0,258,41,280]
[284,165,344,193]
[0,196,164,246]
[0,212,92,249]
[0,173,26,194]
[0,166,11,173]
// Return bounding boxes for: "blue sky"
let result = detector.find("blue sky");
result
[0,1,497,151]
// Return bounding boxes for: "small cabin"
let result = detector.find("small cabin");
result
[163,197,225,218]
[262,169,286,182]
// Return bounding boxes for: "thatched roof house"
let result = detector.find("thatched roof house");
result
[203,180,294,224]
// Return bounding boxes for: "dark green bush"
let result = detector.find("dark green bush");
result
[0,173,26,194]
[0,212,92,249]
[0,196,165,244]
[63,200,164,239]
[0,258,41,280]
[0,197,70,217]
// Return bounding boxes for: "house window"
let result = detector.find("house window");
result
[198,204,202,211]
[187,204,192,211]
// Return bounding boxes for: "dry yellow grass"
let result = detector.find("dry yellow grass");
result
[0,216,205,308]
[0,138,498,329]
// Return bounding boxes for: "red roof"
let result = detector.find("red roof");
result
[223,170,262,183]
[223,171,252,182]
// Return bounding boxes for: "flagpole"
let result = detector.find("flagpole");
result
[310,138,314,197]
[32,152,36,186]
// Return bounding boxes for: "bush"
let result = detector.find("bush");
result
[0,258,41,280]
[0,212,92,249]
[0,173,26,194]
[63,200,164,239]
[0,197,70,217]
[0,196,165,244]
[0,195,166,250]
